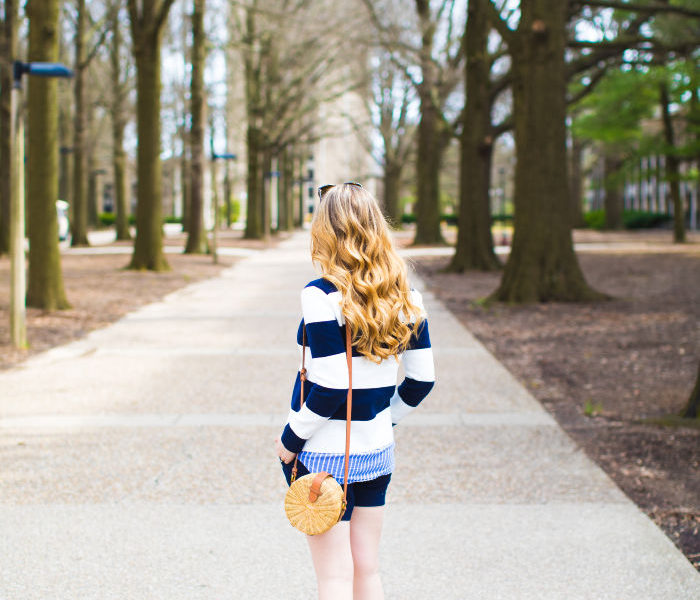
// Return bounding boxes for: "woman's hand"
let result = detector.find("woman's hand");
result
[275,435,297,464]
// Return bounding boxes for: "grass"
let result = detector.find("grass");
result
[583,399,604,417]
[635,414,700,430]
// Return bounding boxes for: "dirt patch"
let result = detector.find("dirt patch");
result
[413,244,700,571]
[0,231,287,370]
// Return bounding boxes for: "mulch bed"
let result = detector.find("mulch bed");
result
[411,238,700,571]
[0,230,287,370]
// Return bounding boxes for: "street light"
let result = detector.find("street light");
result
[10,61,73,348]
[210,152,237,264]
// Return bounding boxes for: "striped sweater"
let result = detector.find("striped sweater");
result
[280,277,435,483]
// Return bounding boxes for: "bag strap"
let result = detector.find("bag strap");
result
[292,320,353,507]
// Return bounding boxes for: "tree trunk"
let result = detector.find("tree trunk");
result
[245,124,263,238]
[414,90,446,245]
[70,0,89,246]
[129,18,169,271]
[113,124,129,240]
[413,0,446,246]
[681,360,700,419]
[0,0,18,255]
[450,135,500,271]
[58,113,72,206]
[87,161,97,229]
[696,89,700,238]
[111,8,130,241]
[278,148,294,232]
[86,103,98,227]
[489,0,606,303]
[569,135,586,228]
[185,0,206,254]
[603,151,624,230]
[286,157,295,231]
[180,133,190,233]
[382,161,402,229]
[243,4,264,240]
[277,153,286,232]
[659,81,685,243]
[296,155,305,228]
[449,0,500,272]
[654,155,662,213]
[224,161,232,227]
[210,140,218,253]
[26,0,70,309]
[261,149,272,239]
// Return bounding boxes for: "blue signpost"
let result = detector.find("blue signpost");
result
[10,61,72,348]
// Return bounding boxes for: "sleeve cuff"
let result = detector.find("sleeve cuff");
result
[389,387,414,426]
[280,423,306,453]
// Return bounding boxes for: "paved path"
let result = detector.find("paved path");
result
[1,231,698,599]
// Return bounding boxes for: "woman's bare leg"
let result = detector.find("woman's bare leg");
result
[349,506,385,600]
[306,521,354,600]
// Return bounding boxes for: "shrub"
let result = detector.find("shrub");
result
[583,209,606,230]
[99,212,115,226]
[400,213,458,225]
[442,213,457,226]
[583,209,672,230]
[99,213,165,227]
[492,213,514,224]
[622,210,672,229]
[221,198,241,224]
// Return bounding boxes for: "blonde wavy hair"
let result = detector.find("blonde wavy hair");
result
[310,183,426,363]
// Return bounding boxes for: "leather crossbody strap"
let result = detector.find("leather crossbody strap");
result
[292,320,353,505]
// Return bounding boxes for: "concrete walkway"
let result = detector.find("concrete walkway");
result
[1,231,698,599]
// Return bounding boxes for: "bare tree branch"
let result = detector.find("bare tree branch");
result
[483,0,515,45]
[155,0,177,33]
[81,2,122,69]
[567,60,614,105]
[359,0,421,58]
[491,115,513,138]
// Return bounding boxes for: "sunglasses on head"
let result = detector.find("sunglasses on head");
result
[317,182,363,202]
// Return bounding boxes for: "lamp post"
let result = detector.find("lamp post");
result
[211,152,236,264]
[10,61,72,349]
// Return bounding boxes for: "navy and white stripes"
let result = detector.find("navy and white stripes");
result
[280,277,435,483]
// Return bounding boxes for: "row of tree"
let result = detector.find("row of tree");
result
[359,0,698,418]
[4,1,697,302]
[0,0,698,417]
[364,0,699,303]
[0,0,369,291]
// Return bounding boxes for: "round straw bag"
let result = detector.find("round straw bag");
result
[285,472,346,535]
[284,325,353,536]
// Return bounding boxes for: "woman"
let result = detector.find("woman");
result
[274,182,435,600]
